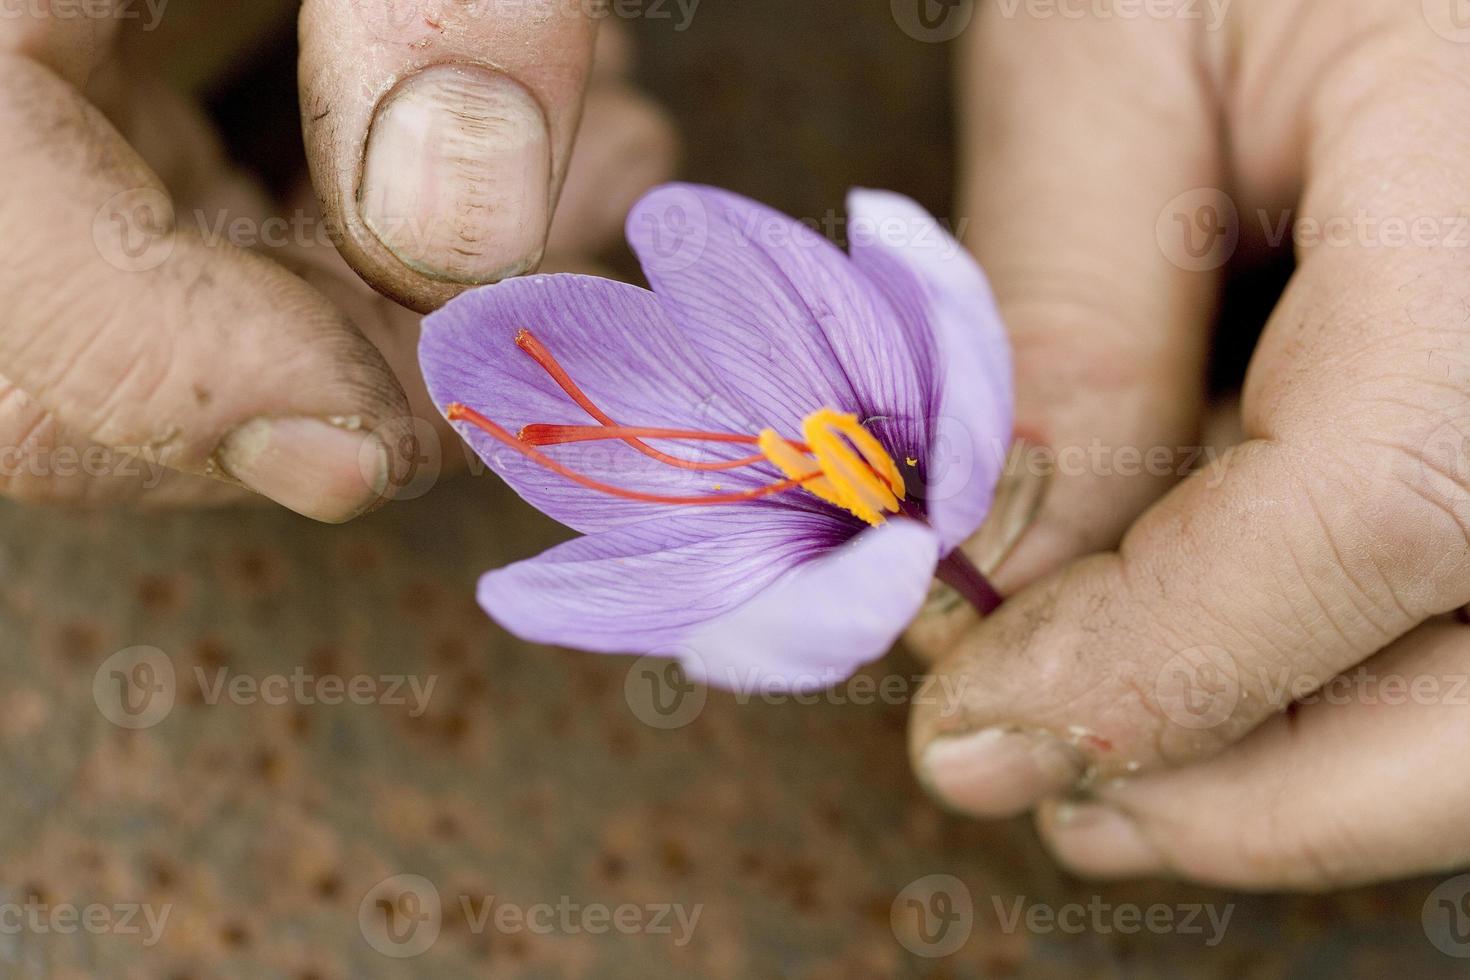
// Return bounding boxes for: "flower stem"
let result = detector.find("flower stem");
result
[936,549,1004,616]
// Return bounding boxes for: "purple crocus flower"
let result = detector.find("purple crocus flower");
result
[419,184,1012,692]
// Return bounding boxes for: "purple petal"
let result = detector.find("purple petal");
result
[421,274,780,533]
[846,189,1013,551]
[625,184,935,456]
[681,518,940,693]
[477,510,847,654]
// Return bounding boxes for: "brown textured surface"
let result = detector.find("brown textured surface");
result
[2,1,1462,977]
[8,481,1462,978]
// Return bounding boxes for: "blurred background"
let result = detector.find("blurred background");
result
[0,1,1450,977]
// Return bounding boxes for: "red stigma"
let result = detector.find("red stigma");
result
[446,331,882,512]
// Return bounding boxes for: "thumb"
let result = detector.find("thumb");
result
[299,0,598,313]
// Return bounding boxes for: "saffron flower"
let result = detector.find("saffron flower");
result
[420,184,1012,692]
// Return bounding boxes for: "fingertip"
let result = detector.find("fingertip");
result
[215,416,391,524]
[916,728,1084,819]
[1038,800,1169,879]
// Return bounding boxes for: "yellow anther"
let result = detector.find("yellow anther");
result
[758,429,847,513]
[758,408,906,526]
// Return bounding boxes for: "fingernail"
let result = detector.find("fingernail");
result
[359,64,551,284]
[217,417,389,523]
[919,728,1084,819]
[1045,802,1165,877]
[962,435,1049,578]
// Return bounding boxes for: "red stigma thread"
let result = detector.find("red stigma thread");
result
[445,330,892,512]
[446,403,805,505]
[514,330,783,471]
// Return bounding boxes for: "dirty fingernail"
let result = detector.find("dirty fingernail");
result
[359,64,551,284]
[919,727,1084,819]
[217,417,388,524]
[1044,802,1166,877]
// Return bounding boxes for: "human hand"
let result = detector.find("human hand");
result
[907,0,1470,889]
[0,3,672,518]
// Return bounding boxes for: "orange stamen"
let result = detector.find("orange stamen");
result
[447,403,805,506]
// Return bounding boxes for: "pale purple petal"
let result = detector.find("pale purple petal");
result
[477,510,851,653]
[680,518,940,693]
[421,274,784,534]
[626,184,935,459]
[846,189,1013,551]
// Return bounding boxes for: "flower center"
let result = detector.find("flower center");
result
[758,409,905,526]
[444,330,908,526]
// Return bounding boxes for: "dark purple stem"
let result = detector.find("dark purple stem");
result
[936,549,1004,616]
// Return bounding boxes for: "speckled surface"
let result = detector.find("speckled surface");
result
[2,478,1462,978]
[3,1,1465,977]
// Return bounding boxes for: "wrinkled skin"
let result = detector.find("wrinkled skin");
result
[0,3,675,518]
[7,0,1470,892]
[906,0,1470,891]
